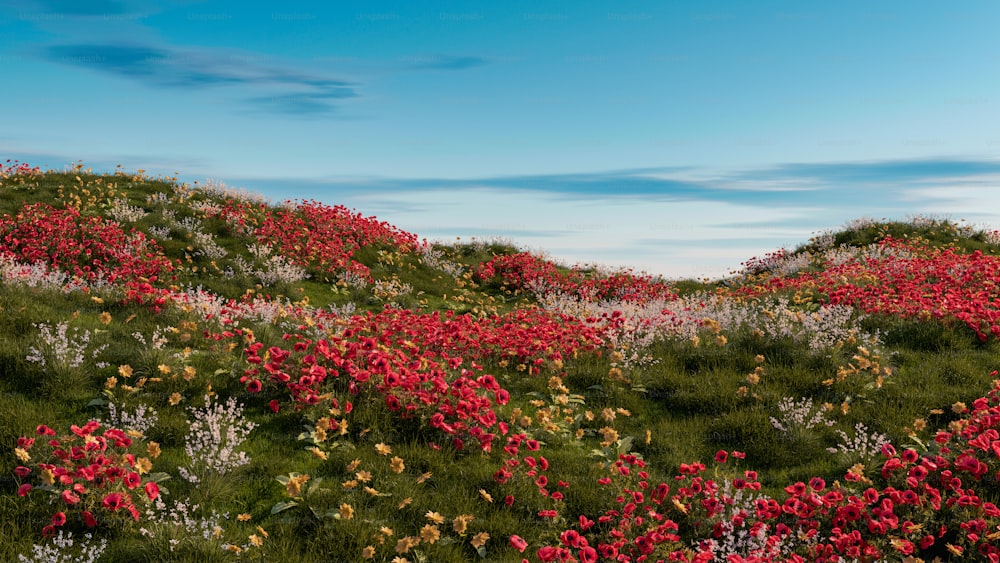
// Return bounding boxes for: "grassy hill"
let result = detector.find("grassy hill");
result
[2,162,1000,562]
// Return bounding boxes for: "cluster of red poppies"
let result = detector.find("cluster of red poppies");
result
[475,252,676,303]
[739,237,1000,341]
[14,421,160,537]
[0,203,175,285]
[234,305,603,451]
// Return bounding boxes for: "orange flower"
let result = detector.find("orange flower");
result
[390,456,405,474]
[420,524,440,544]
[471,532,489,549]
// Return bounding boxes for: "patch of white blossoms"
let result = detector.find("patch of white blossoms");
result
[178,395,256,484]
[18,531,107,563]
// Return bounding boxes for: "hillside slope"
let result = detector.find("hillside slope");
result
[3,163,1000,562]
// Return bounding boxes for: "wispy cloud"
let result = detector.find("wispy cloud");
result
[42,43,358,115]
[401,54,492,71]
[40,0,127,16]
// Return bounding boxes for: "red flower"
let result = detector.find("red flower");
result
[82,511,98,528]
[124,472,141,489]
[17,483,32,497]
[14,466,30,478]
[269,399,280,413]
[51,512,66,527]
[61,489,80,505]
[714,450,728,464]
[102,492,124,511]
[145,481,160,500]
[510,535,528,552]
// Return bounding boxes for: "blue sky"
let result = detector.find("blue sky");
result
[3,1,1000,278]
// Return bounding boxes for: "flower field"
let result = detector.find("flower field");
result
[2,164,1000,562]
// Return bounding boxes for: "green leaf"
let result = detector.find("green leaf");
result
[147,472,172,483]
[87,397,108,408]
[270,501,299,515]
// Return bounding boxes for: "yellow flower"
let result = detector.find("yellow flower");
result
[342,480,358,490]
[395,536,419,554]
[14,447,30,462]
[375,442,392,455]
[416,472,432,484]
[147,441,161,458]
[356,470,372,482]
[420,524,440,544]
[715,334,728,346]
[425,511,445,524]
[346,458,362,472]
[478,489,493,503]
[248,534,263,547]
[91,296,104,304]
[398,497,413,509]
[339,503,354,520]
[755,354,765,363]
[952,401,967,414]
[157,364,171,375]
[286,474,310,497]
[135,457,153,474]
[118,364,133,378]
[364,486,380,496]
[471,531,490,549]
[362,546,376,559]
[599,426,619,447]
[913,418,927,431]
[41,467,54,485]
[453,514,474,534]
[380,526,394,537]
[183,366,197,381]
[390,456,405,474]
[105,376,117,389]
[308,447,327,460]
[237,513,252,521]
[256,526,268,538]
[168,392,183,405]
[98,312,112,325]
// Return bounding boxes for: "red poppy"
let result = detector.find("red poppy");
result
[102,492,124,511]
[124,472,141,489]
[510,535,528,552]
[51,512,66,527]
[61,489,80,505]
[145,481,160,500]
